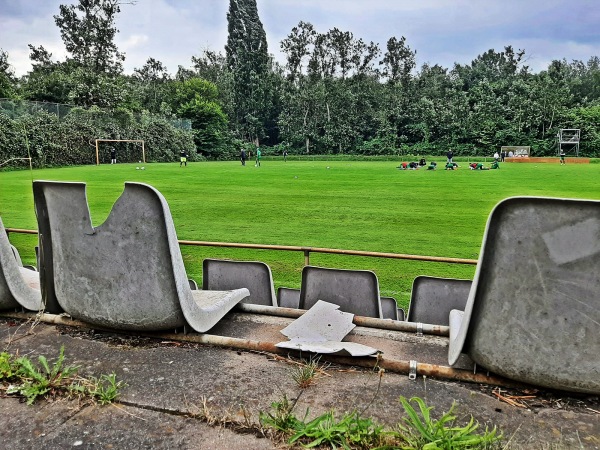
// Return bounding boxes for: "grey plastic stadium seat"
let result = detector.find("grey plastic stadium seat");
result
[202,259,277,306]
[277,287,301,309]
[10,244,23,266]
[0,217,43,311]
[33,181,248,332]
[397,307,406,321]
[449,197,600,394]
[380,296,399,320]
[407,276,472,326]
[299,266,382,318]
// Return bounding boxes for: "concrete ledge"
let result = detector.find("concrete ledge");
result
[505,157,590,163]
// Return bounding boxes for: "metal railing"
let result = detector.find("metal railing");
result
[6,227,478,267]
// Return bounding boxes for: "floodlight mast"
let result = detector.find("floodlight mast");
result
[95,139,146,165]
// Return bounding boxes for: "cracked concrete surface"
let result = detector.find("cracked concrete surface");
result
[0,320,598,449]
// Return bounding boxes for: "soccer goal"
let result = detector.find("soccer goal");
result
[95,139,146,165]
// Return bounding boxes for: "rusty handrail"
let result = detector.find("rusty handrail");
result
[6,227,478,266]
[0,311,516,388]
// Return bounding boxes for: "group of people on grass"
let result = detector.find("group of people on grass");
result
[469,161,500,170]
[240,147,287,167]
[397,155,500,171]
[239,147,261,166]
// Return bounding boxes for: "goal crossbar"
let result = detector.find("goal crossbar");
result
[95,139,145,165]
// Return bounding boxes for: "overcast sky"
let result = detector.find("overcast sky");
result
[1,0,599,77]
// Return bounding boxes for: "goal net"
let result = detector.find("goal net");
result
[95,139,146,165]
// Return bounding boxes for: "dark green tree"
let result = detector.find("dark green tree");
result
[280,21,316,83]
[132,57,171,113]
[380,36,416,86]
[24,47,75,104]
[225,0,273,143]
[172,78,228,157]
[24,0,133,108]
[54,0,126,75]
[191,49,235,124]
[0,49,16,98]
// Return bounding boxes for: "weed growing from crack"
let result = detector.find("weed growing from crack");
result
[0,346,125,405]
[290,355,327,389]
[259,392,306,434]
[395,396,501,449]
[289,409,386,449]
[258,393,503,449]
[83,373,125,405]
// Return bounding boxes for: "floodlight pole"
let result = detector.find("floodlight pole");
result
[558,129,580,157]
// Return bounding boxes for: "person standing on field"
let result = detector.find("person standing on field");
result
[560,149,566,165]
[180,149,188,167]
[255,147,261,167]
[240,148,247,166]
[110,147,116,164]
[446,150,454,163]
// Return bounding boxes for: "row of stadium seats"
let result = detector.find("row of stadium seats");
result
[1,181,599,394]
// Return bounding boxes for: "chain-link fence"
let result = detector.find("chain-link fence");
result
[0,99,72,120]
[0,99,191,130]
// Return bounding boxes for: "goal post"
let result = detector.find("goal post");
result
[95,139,145,165]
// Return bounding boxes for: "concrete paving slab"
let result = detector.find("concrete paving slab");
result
[0,398,277,450]
[0,319,598,449]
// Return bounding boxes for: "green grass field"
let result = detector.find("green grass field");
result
[2,159,599,308]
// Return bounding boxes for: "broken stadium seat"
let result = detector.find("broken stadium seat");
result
[33,181,248,332]
[449,197,600,394]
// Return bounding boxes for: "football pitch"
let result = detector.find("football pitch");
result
[2,159,599,308]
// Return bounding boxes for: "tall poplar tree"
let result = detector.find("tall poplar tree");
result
[225,0,272,143]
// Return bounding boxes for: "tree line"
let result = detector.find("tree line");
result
[1,0,600,164]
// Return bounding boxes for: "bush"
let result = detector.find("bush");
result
[0,106,196,169]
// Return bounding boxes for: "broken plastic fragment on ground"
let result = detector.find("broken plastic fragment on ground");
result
[276,300,379,356]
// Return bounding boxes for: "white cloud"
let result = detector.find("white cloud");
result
[0,11,66,76]
[1,0,599,76]
[122,34,149,49]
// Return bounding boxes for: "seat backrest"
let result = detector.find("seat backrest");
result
[449,197,600,394]
[380,296,399,320]
[33,181,188,330]
[277,287,301,309]
[397,307,406,321]
[407,276,472,325]
[10,245,23,266]
[299,266,382,318]
[202,259,277,306]
[0,217,42,311]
